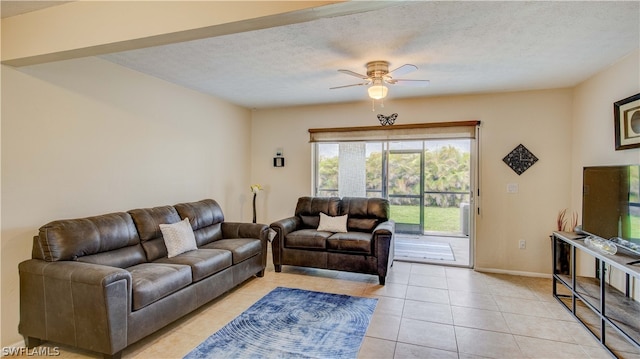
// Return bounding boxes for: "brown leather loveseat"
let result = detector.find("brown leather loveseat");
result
[18,199,268,359]
[270,196,395,285]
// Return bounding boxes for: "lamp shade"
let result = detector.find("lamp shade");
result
[368,84,388,100]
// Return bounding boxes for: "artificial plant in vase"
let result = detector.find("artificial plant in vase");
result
[556,208,578,232]
[250,184,263,223]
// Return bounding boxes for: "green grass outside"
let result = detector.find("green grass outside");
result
[390,205,461,232]
[630,215,640,238]
[390,205,640,239]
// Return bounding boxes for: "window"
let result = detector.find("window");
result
[311,121,479,236]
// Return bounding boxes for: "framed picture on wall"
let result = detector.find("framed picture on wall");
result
[614,92,640,150]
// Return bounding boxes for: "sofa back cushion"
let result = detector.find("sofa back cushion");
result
[294,197,340,228]
[128,205,181,261]
[174,199,224,246]
[35,212,146,268]
[341,197,390,232]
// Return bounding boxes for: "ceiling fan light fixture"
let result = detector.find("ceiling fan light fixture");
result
[368,83,388,100]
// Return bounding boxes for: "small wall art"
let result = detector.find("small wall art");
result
[377,113,397,126]
[502,144,538,175]
[614,92,640,150]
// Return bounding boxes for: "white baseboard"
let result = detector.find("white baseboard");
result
[473,266,551,279]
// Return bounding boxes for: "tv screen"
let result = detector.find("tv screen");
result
[582,165,639,245]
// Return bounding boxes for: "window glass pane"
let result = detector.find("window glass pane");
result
[389,141,422,151]
[423,139,471,235]
[424,140,470,193]
[316,143,339,197]
[366,143,383,198]
[338,143,367,197]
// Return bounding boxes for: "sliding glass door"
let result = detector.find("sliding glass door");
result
[312,121,477,267]
[387,142,424,234]
[422,139,472,237]
[315,139,472,237]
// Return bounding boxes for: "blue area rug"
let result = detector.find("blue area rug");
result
[184,287,377,359]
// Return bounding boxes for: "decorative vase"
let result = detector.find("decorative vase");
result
[252,192,257,224]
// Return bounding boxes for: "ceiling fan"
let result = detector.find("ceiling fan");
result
[330,61,430,100]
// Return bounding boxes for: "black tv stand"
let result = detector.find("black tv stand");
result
[552,231,640,357]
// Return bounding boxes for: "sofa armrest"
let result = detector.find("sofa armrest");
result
[221,222,268,240]
[373,220,394,237]
[19,259,131,356]
[269,216,301,269]
[269,216,301,246]
[372,220,395,280]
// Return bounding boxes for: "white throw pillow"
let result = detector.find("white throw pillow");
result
[159,217,198,258]
[317,213,348,233]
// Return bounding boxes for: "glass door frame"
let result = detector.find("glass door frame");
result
[312,135,477,269]
[385,144,426,234]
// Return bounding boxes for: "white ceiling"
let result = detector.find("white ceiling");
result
[6,1,640,109]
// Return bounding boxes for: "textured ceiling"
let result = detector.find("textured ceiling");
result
[9,1,639,110]
[100,1,639,109]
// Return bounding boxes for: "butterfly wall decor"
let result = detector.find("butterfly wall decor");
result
[377,113,397,126]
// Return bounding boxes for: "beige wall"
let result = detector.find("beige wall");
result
[571,49,640,215]
[1,57,253,346]
[251,88,574,275]
[570,50,640,291]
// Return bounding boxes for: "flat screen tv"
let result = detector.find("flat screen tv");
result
[582,165,639,245]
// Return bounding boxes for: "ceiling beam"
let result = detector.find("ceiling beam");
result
[1,1,398,67]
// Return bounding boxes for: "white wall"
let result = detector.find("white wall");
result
[1,57,253,346]
[251,88,574,276]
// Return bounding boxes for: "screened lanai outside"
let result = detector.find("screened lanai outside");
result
[310,122,478,267]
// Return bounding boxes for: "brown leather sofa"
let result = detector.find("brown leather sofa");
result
[270,196,395,285]
[18,199,268,359]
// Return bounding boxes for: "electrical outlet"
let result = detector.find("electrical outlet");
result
[519,240,526,249]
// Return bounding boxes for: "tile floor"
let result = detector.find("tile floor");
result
[33,256,637,359]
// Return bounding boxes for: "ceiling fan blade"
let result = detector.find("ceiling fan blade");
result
[388,79,430,87]
[389,64,418,77]
[330,82,370,90]
[338,69,369,79]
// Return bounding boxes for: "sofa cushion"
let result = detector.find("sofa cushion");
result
[294,197,340,229]
[317,213,348,233]
[159,217,198,258]
[201,238,261,264]
[284,229,331,250]
[77,244,147,269]
[154,249,232,282]
[326,232,373,254]
[174,199,224,246]
[129,205,182,261]
[36,212,143,264]
[127,263,192,310]
[341,197,390,232]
